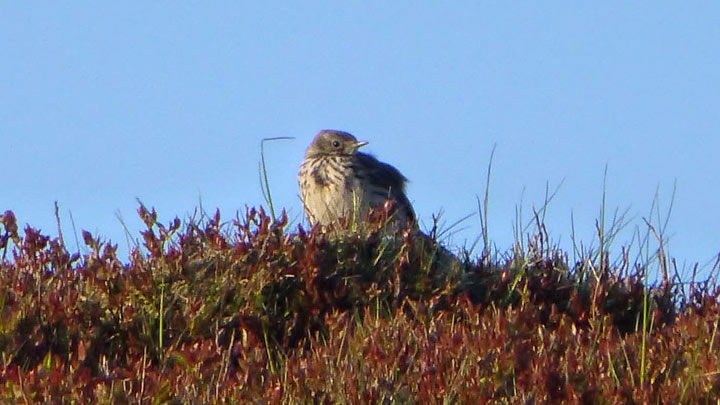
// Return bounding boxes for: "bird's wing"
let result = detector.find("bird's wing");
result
[353,153,416,222]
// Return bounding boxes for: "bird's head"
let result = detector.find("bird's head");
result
[305,130,368,158]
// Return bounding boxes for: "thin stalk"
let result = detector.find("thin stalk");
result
[259,136,295,221]
[477,144,496,264]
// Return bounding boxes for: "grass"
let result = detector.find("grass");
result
[259,136,295,222]
[0,193,719,403]
[0,142,717,403]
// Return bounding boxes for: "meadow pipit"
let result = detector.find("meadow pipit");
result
[298,130,415,229]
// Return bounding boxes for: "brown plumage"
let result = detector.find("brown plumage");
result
[298,130,415,228]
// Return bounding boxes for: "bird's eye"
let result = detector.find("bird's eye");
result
[332,141,340,148]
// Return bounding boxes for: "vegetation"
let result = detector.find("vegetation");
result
[0,201,719,404]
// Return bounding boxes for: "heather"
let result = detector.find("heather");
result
[0,204,719,404]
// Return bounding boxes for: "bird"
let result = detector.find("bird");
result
[298,130,415,229]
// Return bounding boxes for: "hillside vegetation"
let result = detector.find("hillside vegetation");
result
[0,205,719,404]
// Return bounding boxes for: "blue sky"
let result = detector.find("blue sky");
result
[2,3,719,280]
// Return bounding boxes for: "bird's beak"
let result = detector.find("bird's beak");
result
[355,141,369,149]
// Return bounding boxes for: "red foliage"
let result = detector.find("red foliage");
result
[0,207,717,402]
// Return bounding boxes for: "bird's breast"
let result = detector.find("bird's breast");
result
[299,156,365,225]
